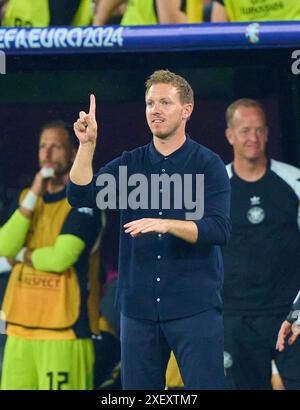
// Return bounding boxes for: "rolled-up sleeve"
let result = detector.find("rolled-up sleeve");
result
[194,155,231,246]
[67,179,96,208]
[67,156,122,209]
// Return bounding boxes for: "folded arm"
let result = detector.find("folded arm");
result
[0,210,31,257]
[26,234,86,273]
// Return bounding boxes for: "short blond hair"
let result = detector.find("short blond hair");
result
[226,99,266,128]
[145,69,194,105]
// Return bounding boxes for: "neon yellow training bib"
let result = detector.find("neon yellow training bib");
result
[223,0,300,22]
[121,0,203,26]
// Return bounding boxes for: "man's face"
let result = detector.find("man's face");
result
[226,106,268,162]
[0,1,8,22]
[39,128,75,176]
[145,83,192,139]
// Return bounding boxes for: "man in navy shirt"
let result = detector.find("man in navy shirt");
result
[67,70,231,389]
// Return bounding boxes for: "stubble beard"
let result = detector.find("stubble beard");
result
[152,120,181,141]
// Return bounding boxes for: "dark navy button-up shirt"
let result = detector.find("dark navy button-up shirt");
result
[67,136,231,321]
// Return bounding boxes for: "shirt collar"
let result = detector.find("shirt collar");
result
[148,135,192,166]
[231,158,270,180]
[43,187,66,203]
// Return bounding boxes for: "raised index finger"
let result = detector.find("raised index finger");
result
[89,94,96,117]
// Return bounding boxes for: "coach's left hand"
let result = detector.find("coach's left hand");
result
[124,218,169,237]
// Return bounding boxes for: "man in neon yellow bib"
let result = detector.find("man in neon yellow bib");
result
[212,0,300,22]
[94,0,204,26]
[0,121,103,390]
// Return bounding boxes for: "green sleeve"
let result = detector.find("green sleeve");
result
[31,234,86,273]
[0,210,31,257]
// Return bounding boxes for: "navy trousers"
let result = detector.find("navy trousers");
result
[120,309,225,390]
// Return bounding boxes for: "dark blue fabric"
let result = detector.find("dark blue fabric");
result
[120,310,225,389]
[60,205,102,338]
[67,136,231,321]
[0,334,6,376]
[49,0,81,25]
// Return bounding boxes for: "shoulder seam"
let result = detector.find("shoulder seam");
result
[270,159,300,199]
[226,163,233,179]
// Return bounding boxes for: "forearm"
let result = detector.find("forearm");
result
[211,2,229,22]
[167,219,198,244]
[0,180,50,257]
[156,0,187,23]
[70,142,95,186]
[0,210,31,257]
[195,215,231,246]
[194,155,231,246]
[93,0,123,25]
[31,234,85,273]
[125,217,198,243]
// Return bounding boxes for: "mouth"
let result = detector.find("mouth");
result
[245,144,260,149]
[152,118,164,124]
[43,162,56,167]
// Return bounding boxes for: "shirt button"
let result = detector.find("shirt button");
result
[157,298,160,302]
[164,157,168,160]
[157,277,161,282]
[158,211,163,216]
[160,189,163,193]
[158,233,162,239]
[161,169,166,172]
[157,255,161,260]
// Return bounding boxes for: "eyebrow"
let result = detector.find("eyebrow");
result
[39,142,63,147]
[146,97,171,102]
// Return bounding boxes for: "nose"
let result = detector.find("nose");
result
[151,102,162,114]
[44,146,53,159]
[249,130,260,143]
